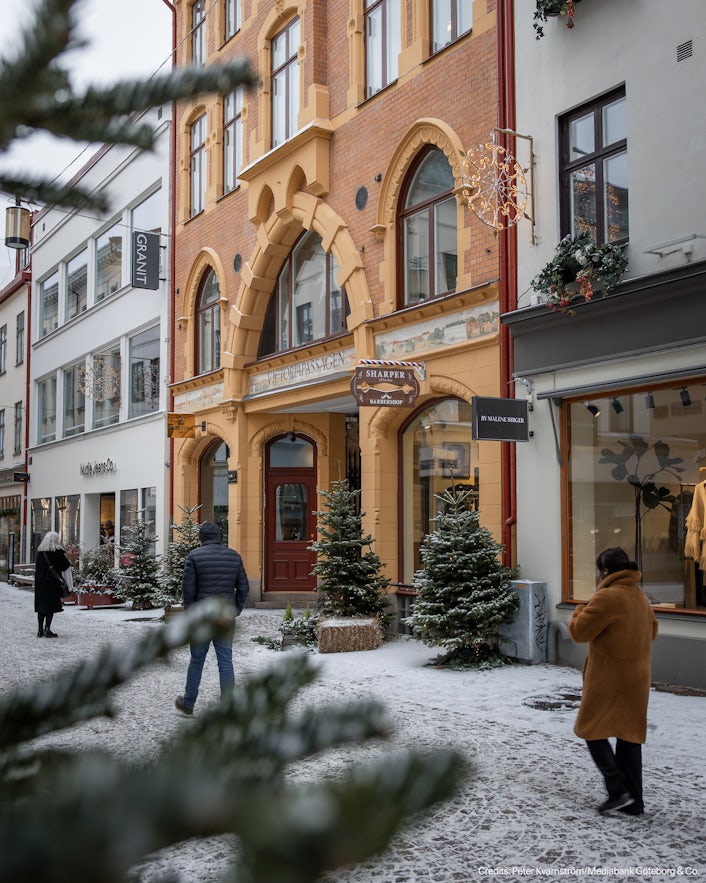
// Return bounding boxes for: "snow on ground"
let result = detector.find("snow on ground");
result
[2,583,705,882]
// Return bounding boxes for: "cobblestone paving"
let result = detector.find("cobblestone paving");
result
[2,584,704,883]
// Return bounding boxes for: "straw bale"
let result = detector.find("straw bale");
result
[317,617,383,653]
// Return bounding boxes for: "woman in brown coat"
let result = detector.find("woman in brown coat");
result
[569,547,658,816]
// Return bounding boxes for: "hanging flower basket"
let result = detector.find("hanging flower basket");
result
[530,232,628,314]
[534,0,582,38]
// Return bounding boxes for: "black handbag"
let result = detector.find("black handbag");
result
[43,552,69,596]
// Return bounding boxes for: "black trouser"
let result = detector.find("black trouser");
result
[37,613,54,633]
[586,738,643,810]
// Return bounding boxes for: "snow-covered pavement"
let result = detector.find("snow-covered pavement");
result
[2,582,704,882]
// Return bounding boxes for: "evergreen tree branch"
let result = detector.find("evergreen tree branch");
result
[0,173,109,211]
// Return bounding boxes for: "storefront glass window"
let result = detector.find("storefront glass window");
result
[55,495,80,547]
[401,398,478,583]
[30,498,52,560]
[120,489,138,545]
[567,385,706,611]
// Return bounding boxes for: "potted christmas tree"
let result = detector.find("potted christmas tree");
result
[151,504,202,616]
[77,542,122,608]
[310,477,390,652]
[116,517,161,610]
[405,485,519,667]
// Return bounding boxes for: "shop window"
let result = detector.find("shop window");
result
[95,221,123,302]
[272,17,300,148]
[129,325,160,418]
[92,349,121,429]
[16,311,24,365]
[37,375,56,444]
[191,0,206,66]
[399,148,457,306]
[258,230,349,357]
[223,88,244,194]
[431,0,472,53]
[196,269,221,374]
[63,363,86,437]
[120,489,138,546]
[566,385,706,611]
[401,398,478,582]
[30,497,52,561]
[560,88,628,244]
[66,249,88,320]
[55,495,80,547]
[225,0,240,41]
[190,114,207,217]
[39,270,59,338]
[200,440,229,544]
[365,0,400,98]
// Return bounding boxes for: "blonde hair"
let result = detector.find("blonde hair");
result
[37,531,64,553]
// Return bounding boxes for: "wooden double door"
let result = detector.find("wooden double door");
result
[265,435,317,592]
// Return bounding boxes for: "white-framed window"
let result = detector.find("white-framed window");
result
[15,312,24,365]
[129,325,160,418]
[66,248,88,320]
[95,221,123,302]
[38,376,57,444]
[131,189,162,235]
[39,271,59,338]
[431,0,472,53]
[191,0,206,65]
[196,269,221,374]
[13,401,22,455]
[365,0,400,98]
[225,0,240,40]
[92,349,121,429]
[0,325,6,374]
[190,114,207,216]
[0,410,5,459]
[223,88,244,194]
[272,17,300,148]
[63,363,86,437]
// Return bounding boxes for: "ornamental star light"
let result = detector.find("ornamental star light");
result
[462,133,530,234]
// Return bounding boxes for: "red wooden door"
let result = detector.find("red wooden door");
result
[265,465,317,592]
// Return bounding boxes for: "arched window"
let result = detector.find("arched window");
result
[258,231,349,357]
[196,269,221,374]
[399,148,457,306]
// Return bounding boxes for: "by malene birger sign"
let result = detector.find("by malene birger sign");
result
[131,231,160,290]
[472,397,530,442]
[80,459,117,476]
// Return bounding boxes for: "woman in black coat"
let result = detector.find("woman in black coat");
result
[34,531,71,637]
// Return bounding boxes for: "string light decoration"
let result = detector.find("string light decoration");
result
[79,354,121,402]
[461,128,535,242]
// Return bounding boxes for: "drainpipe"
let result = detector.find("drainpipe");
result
[497,0,518,566]
[161,0,177,531]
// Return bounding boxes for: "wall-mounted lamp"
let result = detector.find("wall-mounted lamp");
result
[645,392,655,410]
[680,387,692,407]
[5,198,30,249]
[586,403,600,417]
[611,397,624,414]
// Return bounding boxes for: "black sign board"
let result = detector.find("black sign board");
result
[131,231,160,290]
[472,397,530,442]
[13,471,30,483]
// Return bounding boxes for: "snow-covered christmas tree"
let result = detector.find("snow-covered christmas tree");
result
[406,485,518,667]
[310,478,390,620]
[118,515,161,610]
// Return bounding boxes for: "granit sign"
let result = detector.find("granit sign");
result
[350,365,420,407]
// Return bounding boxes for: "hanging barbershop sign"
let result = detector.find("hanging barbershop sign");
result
[167,412,196,438]
[472,397,530,442]
[131,231,160,290]
[351,362,421,408]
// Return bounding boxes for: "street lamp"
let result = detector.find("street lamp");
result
[5,198,30,249]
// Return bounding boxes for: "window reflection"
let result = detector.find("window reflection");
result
[275,483,307,541]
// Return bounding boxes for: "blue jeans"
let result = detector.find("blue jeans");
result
[183,631,235,709]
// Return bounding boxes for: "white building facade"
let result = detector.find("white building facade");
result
[28,107,171,562]
[503,1,706,687]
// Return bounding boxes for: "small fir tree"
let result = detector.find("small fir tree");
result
[118,516,160,610]
[310,478,390,620]
[406,485,519,667]
[153,504,201,607]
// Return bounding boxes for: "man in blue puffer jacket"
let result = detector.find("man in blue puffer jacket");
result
[175,522,250,715]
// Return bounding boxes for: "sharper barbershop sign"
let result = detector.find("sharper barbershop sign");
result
[472,397,530,442]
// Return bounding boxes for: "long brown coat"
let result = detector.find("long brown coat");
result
[569,569,658,744]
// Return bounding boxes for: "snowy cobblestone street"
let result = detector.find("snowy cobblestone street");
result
[2,583,705,883]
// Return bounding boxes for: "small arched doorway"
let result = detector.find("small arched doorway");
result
[264,433,317,592]
[199,440,229,544]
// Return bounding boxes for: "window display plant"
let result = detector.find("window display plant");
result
[533,0,581,39]
[530,232,628,313]
[78,542,119,593]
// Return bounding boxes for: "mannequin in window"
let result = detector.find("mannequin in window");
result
[685,479,706,569]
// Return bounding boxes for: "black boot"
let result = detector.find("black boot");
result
[44,628,58,638]
[37,628,44,637]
